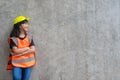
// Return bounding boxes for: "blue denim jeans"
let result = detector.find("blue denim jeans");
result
[12,67,32,80]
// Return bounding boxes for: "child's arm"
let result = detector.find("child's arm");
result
[11,39,35,56]
[11,46,35,56]
[22,46,35,54]
[11,46,30,55]
[22,39,36,54]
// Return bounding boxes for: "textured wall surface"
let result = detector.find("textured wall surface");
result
[0,0,120,80]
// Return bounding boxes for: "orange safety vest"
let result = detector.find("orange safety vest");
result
[7,34,36,70]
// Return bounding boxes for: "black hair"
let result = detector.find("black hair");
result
[10,20,28,37]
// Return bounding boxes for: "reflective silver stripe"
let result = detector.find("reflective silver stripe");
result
[11,34,32,45]
[28,34,33,43]
[12,57,35,63]
[11,37,18,45]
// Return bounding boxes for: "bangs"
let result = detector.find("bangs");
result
[19,20,28,24]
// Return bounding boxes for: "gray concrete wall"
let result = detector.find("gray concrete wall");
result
[0,0,120,80]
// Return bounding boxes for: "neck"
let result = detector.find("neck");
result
[20,30,26,37]
[21,30,25,34]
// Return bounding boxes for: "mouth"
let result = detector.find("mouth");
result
[24,28,28,31]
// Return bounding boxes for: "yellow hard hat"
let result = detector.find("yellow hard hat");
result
[13,15,30,24]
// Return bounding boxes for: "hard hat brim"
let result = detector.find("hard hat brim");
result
[26,18,30,21]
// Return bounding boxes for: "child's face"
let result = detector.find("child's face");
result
[20,22,29,32]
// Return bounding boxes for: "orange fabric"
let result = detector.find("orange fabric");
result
[12,53,35,60]
[7,64,13,70]
[7,54,12,70]
[8,38,11,44]
[17,35,29,48]
[12,60,35,68]
[7,35,36,70]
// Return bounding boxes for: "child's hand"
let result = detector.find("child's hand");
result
[10,51,14,55]
[25,47,30,50]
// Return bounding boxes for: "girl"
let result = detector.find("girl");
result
[7,15,36,80]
